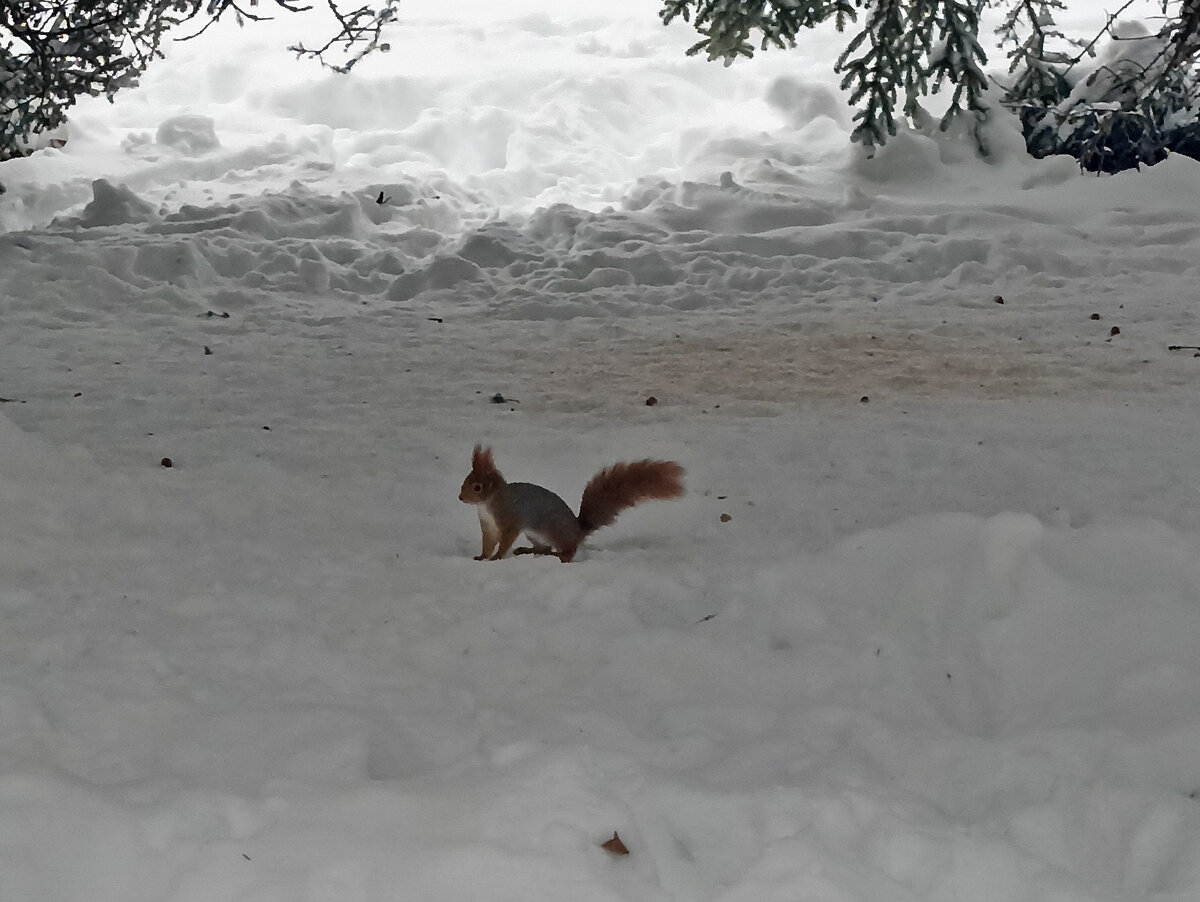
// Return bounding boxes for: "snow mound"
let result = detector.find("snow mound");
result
[61,179,159,228]
[156,114,221,155]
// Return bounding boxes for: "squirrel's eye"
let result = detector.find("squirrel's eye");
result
[472,483,482,492]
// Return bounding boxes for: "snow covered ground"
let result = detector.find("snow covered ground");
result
[2,2,1200,899]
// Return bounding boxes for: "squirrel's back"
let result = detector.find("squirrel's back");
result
[502,482,584,547]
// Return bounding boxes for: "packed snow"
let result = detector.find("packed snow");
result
[2,1,1199,900]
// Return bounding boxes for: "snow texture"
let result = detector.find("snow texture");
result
[1,2,1199,900]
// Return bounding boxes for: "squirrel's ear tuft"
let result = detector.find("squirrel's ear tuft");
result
[472,444,493,470]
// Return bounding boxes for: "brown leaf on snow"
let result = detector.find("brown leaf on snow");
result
[601,832,630,856]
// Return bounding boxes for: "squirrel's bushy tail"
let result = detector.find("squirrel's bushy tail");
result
[578,460,685,535]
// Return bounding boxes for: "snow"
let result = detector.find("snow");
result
[2,1,1200,900]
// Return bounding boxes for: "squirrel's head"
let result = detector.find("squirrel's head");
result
[459,444,503,504]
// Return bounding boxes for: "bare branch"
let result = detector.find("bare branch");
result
[1,1,400,159]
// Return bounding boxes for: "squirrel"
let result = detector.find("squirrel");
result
[458,444,685,562]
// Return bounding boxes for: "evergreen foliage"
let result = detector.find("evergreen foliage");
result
[659,0,858,62]
[0,1,397,161]
[1000,1,1200,172]
[661,0,1200,171]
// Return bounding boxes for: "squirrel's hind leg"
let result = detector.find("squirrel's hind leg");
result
[510,543,577,562]
[514,541,577,562]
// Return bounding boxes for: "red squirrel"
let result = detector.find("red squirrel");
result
[458,444,685,562]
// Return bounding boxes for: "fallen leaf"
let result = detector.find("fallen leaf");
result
[601,832,629,856]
